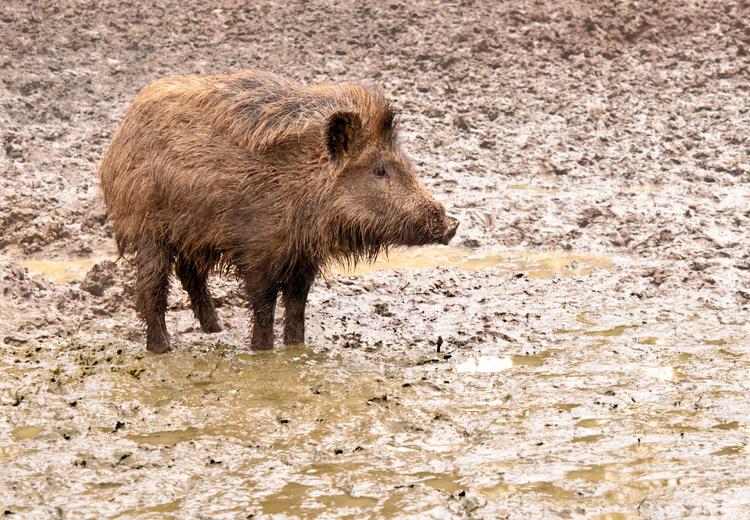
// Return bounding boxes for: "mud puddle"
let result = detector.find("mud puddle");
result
[21,255,114,284]
[20,247,614,286]
[338,246,614,278]
[7,248,749,518]
[3,305,748,519]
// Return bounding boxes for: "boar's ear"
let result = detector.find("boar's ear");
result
[380,108,398,145]
[325,111,362,161]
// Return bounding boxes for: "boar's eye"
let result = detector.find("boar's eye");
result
[374,166,388,178]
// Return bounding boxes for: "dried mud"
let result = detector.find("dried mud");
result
[1,1,749,519]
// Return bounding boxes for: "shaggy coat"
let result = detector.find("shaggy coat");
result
[100,69,457,352]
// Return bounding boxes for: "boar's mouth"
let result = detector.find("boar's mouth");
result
[329,209,459,258]
[400,214,459,247]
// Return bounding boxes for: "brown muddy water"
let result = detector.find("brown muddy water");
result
[3,247,749,518]
[20,247,612,282]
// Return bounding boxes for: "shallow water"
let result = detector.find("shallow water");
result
[21,247,613,285]
[22,256,112,284]
[3,317,748,518]
[4,248,749,518]
[338,246,614,278]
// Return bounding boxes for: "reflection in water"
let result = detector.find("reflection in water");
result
[643,366,683,381]
[455,353,548,373]
[91,338,730,518]
[455,356,512,373]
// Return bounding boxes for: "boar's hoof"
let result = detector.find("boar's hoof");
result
[201,321,222,334]
[146,330,172,354]
[147,341,171,354]
[440,217,459,245]
[147,340,172,354]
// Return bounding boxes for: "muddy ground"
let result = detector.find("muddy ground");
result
[1,1,749,518]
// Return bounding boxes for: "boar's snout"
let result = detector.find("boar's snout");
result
[419,202,458,246]
[440,216,459,245]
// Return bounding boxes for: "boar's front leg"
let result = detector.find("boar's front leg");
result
[175,255,221,333]
[244,271,278,351]
[135,239,173,354]
[283,271,315,346]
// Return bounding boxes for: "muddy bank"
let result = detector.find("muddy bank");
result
[1,0,750,518]
[2,247,749,518]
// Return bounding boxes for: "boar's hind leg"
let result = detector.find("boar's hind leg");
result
[283,272,315,346]
[175,255,221,333]
[135,240,173,354]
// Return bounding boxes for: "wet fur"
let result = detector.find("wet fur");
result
[100,69,448,352]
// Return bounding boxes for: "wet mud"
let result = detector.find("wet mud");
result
[1,1,749,518]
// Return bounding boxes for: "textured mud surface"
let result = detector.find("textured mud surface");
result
[1,1,749,518]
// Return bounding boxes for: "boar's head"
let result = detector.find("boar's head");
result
[324,107,458,256]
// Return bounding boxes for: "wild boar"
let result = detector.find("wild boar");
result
[99,69,458,353]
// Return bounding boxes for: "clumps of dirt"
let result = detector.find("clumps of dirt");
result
[0,256,50,300]
[0,193,69,254]
[519,1,750,59]
[76,260,138,318]
[1,256,139,346]
[81,260,129,298]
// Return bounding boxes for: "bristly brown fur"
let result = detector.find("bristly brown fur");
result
[99,69,454,352]
[101,70,398,276]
